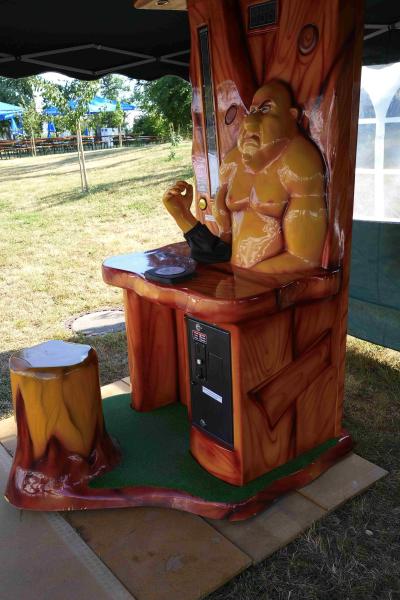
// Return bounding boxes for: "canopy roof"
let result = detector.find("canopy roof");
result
[44,96,136,117]
[0,101,24,121]
[0,1,398,82]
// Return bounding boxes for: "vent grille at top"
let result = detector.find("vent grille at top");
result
[248,1,278,30]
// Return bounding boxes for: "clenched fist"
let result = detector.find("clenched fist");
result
[162,180,197,234]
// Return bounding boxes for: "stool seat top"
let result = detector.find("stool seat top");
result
[10,340,93,371]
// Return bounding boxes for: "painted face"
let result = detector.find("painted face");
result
[237,82,298,169]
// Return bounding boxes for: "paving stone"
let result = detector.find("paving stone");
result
[101,379,131,399]
[0,446,134,600]
[0,416,16,456]
[298,453,388,511]
[66,507,251,600]
[207,492,326,564]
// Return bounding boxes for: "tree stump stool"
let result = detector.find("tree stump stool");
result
[5,340,121,510]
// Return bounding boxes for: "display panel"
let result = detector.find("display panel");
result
[198,27,219,197]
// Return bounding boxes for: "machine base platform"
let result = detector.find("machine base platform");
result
[5,394,353,521]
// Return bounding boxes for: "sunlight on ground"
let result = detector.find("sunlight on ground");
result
[0,143,192,411]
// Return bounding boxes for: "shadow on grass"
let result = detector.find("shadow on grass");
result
[33,165,194,210]
[0,145,166,182]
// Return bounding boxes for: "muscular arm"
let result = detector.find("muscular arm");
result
[162,180,231,264]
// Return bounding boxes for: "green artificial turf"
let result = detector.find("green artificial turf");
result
[90,393,339,503]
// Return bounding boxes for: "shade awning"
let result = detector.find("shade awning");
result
[0,1,398,82]
[0,2,190,81]
[0,101,24,120]
[43,96,136,116]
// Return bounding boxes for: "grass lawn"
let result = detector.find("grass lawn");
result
[1,144,399,599]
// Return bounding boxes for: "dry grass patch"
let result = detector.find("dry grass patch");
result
[0,143,192,413]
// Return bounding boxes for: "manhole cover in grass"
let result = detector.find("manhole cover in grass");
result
[70,310,126,336]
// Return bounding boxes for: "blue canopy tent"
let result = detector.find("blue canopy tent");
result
[0,101,24,120]
[43,96,135,117]
[43,96,136,144]
[0,101,24,137]
[47,121,56,137]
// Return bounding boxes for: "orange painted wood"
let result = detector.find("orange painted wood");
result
[189,0,256,228]
[182,0,363,485]
[5,422,353,519]
[174,309,191,409]
[124,289,178,411]
[103,243,340,324]
[5,341,120,511]
[296,366,337,455]
[101,0,363,491]
[294,296,339,357]
[104,245,343,485]
[252,332,331,429]
[190,310,295,485]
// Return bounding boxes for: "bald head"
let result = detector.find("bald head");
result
[238,79,299,170]
[251,80,295,115]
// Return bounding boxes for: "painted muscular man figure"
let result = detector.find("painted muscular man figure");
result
[163,80,327,274]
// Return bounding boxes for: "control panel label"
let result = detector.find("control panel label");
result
[192,330,207,344]
[202,385,222,403]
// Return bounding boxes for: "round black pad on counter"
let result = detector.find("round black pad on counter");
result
[144,264,196,284]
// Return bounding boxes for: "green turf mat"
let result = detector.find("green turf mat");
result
[90,394,338,503]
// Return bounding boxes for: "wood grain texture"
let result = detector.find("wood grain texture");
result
[189,0,256,229]
[5,426,353,519]
[175,309,191,409]
[5,342,121,511]
[294,296,339,357]
[103,244,340,324]
[296,366,337,455]
[183,0,363,484]
[253,332,331,429]
[124,290,178,411]
[100,0,363,492]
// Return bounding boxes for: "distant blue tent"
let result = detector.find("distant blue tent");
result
[0,101,24,121]
[47,121,56,137]
[9,117,19,133]
[43,96,135,117]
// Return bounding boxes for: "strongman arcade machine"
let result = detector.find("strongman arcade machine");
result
[6,0,365,520]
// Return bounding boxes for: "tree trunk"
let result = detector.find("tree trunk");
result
[30,129,36,157]
[76,124,85,191]
[5,340,120,510]
[119,126,123,148]
[77,120,89,192]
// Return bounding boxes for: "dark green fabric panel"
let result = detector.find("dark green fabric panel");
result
[91,394,338,503]
[349,220,400,350]
[348,297,400,350]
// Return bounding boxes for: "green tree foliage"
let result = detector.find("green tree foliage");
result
[131,113,169,139]
[0,76,40,138]
[41,79,99,133]
[0,76,37,106]
[100,74,130,101]
[133,76,192,138]
[21,98,43,155]
[41,79,99,191]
